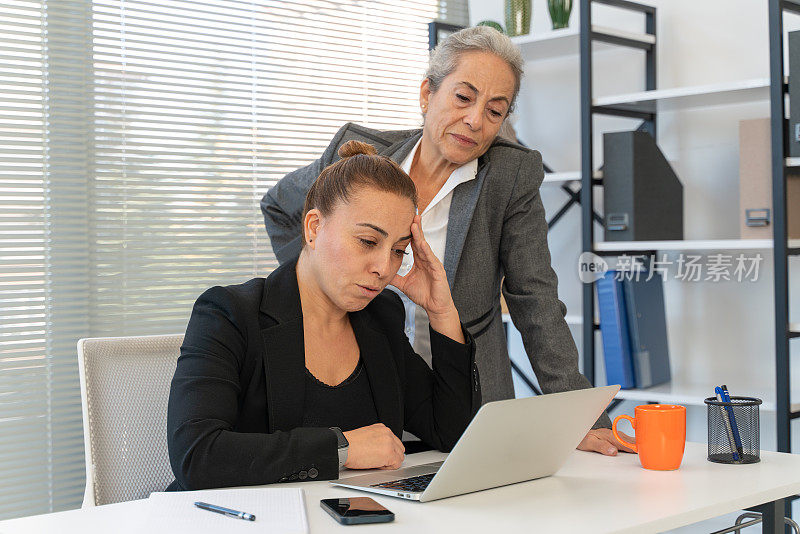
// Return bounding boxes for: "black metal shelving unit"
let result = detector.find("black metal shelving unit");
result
[768,2,800,526]
[579,0,656,386]
[769,0,799,456]
[580,1,797,448]
[579,0,797,526]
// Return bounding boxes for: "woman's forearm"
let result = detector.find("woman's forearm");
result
[168,423,339,489]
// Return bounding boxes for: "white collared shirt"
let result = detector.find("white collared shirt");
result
[395,137,478,367]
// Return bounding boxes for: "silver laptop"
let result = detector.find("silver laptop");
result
[331,384,620,502]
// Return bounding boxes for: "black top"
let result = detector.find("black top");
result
[302,359,379,431]
[166,259,481,491]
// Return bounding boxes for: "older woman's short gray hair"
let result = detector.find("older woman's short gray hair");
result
[426,26,524,113]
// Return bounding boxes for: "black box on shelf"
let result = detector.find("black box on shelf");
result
[789,30,800,158]
[602,130,684,242]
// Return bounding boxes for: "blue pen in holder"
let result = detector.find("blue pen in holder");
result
[704,395,762,464]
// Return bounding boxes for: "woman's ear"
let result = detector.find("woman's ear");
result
[420,78,431,113]
[304,209,321,249]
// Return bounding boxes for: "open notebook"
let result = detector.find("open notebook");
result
[145,488,308,533]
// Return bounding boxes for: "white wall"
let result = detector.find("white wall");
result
[469,1,800,530]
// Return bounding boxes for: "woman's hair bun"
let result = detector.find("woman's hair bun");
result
[338,139,378,158]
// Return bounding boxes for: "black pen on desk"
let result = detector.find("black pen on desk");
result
[194,501,256,521]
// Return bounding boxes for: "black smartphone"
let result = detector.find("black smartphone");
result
[320,497,395,525]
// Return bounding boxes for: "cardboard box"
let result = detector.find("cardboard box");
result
[739,118,800,239]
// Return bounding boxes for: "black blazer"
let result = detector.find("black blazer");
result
[166,260,481,491]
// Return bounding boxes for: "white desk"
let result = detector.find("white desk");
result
[3,442,800,534]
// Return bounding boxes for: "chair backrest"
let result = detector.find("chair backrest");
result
[77,334,183,507]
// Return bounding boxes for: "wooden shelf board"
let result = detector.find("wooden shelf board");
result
[513,25,653,62]
[593,78,772,114]
[785,157,800,167]
[612,381,799,412]
[592,25,656,45]
[502,313,583,326]
[543,170,602,183]
[595,239,775,252]
[543,171,581,183]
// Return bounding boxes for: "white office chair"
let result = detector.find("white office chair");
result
[77,334,184,507]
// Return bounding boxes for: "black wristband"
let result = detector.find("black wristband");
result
[330,427,349,469]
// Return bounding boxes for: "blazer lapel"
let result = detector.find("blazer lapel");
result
[349,311,404,436]
[259,261,306,433]
[381,130,422,164]
[443,159,491,287]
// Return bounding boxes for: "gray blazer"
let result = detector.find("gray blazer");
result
[261,123,610,429]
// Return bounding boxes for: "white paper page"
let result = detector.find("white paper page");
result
[145,488,308,533]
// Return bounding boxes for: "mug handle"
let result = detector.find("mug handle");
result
[612,414,638,453]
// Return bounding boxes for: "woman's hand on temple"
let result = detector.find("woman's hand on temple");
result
[343,423,405,470]
[390,215,464,343]
[390,214,453,316]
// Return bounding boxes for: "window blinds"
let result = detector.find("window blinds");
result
[0,0,90,519]
[89,0,466,336]
[0,0,467,520]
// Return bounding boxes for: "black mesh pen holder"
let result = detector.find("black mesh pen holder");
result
[704,396,762,464]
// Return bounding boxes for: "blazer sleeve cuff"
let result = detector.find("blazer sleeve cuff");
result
[429,323,481,412]
[592,411,612,430]
[275,427,340,483]
[428,323,475,360]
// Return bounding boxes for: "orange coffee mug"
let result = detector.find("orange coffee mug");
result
[612,404,686,470]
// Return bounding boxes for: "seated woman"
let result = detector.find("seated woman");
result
[166,140,481,491]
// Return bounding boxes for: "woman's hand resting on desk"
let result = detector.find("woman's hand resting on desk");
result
[577,428,636,456]
[391,214,464,343]
[343,423,405,470]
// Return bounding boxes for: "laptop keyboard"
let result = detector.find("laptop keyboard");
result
[371,473,435,493]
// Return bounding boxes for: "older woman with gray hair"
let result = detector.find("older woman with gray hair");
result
[262,26,632,456]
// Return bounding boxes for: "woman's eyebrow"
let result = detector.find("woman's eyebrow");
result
[356,222,411,242]
[457,81,478,94]
[457,81,509,105]
[356,222,388,237]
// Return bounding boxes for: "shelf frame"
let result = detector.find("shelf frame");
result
[578,2,796,468]
[580,0,656,387]
[769,0,793,455]
[785,0,800,15]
